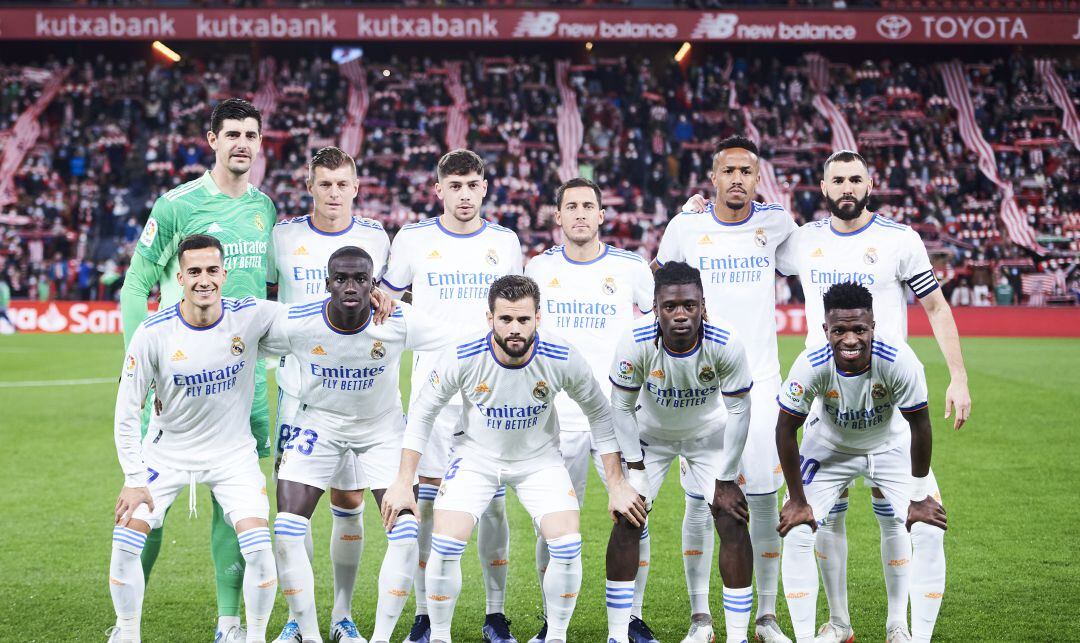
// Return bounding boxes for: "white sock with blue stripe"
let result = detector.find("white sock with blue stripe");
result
[682,492,714,616]
[413,484,439,618]
[372,514,420,642]
[873,497,911,631]
[330,503,364,624]
[238,526,276,642]
[427,534,466,642]
[605,579,635,643]
[722,585,753,643]
[110,526,147,643]
[478,486,510,614]
[274,513,320,641]
[816,498,851,627]
[544,533,582,641]
[632,521,650,619]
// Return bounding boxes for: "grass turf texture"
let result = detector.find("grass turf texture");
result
[0,333,1076,641]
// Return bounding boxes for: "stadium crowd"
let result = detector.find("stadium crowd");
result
[0,50,1077,304]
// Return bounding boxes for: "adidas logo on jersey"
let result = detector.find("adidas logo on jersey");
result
[171,349,187,361]
[311,345,327,355]
[428,250,442,259]
[207,222,224,233]
[474,381,490,394]
[811,247,824,258]
[548,278,561,288]
[293,246,309,256]
[698,234,713,245]
[649,368,665,379]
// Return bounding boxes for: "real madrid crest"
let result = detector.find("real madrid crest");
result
[871,383,887,399]
[370,341,386,360]
[485,248,499,266]
[864,247,878,265]
[602,277,617,295]
[754,227,768,247]
[698,365,716,383]
[254,213,265,231]
[231,336,245,356]
[532,380,550,401]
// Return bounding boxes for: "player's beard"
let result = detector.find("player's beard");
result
[825,193,869,221]
[493,330,536,359]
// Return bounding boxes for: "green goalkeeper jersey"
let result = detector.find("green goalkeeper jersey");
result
[136,170,275,306]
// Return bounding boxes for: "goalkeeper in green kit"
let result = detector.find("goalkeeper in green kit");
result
[118,99,275,643]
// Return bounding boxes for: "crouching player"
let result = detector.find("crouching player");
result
[380,275,646,643]
[265,246,450,643]
[606,261,756,643]
[110,235,281,643]
[776,282,947,643]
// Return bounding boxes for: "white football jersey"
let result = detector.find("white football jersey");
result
[267,214,392,397]
[382,217,524,406]
[777,334,929,455]
[262,301,448,438]
[656,201,798,380]
[402,332,617,462]
[525,244,654,432]
[115,297,280,486]
[608,314,754,443]
[776,214,939,347]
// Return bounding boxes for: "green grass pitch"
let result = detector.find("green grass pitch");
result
[1,333,1077,641]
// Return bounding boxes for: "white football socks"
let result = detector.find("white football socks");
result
[606,578,635,643]
[477,487,510,614]
[747,492,782,618]
[237,526,276,643]
[330,503,364,624]
[274,514,320,641]
[781,523,819,643]
[372,514,420,642]
[109,526,146,643]
[426,534,466,643]
[544,533,583,641]
[909,522,946,642]
[873,497,911,631]
[633,521,651,619]
[816,498,851,627]
[413,484,438,619]
[682,492,714,616]
[722,585,754,643]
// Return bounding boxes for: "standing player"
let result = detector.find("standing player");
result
[523,178,656,643]
[118,98,275,642]
[775,150,969,643]
[267,146,391,643]
[379,275,646,643]
[266,247,450,643]
[606,261,756,643]
[775,283,947,643]
[382,149,523,643]
[658,136,797,643]
[109,235,280,643]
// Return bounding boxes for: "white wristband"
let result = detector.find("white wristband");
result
[909,474,932,502]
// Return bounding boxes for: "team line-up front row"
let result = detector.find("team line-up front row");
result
[111,243,948,643]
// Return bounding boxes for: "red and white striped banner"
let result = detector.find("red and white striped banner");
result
[249,58,282,187]
[728,81,793,214]
[805,53,858,153]
[1034,59,1080,152]
[555,60,584,183]
[338,58,369,158]
[939,61,1044,253]
[0,68,69,206]
[444,61,469,151]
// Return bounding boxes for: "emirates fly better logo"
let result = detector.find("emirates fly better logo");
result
[876,15,912,40]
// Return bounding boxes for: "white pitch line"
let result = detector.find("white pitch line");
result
[0,377,115,389]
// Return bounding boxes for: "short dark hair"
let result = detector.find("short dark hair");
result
[555,177,603,210]
[178,234,224,263]
[488,275,541,312]
[210,98,262,135]
[823,149,868,174]
[823,282,874,314]
[327,246,373,272]
[654,261,703,296]
[308,146,357,183]
[713,135,759,162]
[437,149,485,180]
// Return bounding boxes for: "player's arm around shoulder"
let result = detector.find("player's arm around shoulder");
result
[255,299,292,358]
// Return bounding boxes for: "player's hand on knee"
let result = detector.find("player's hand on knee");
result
[115,486,154,527]
[711,479,749,524]
[777,498,816,536]
[380,481,417,531]
[906,497,947,531]
[370,287,396,325]
[682,193,708,213]
[624,464,652,512]
[608,479,647,527]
